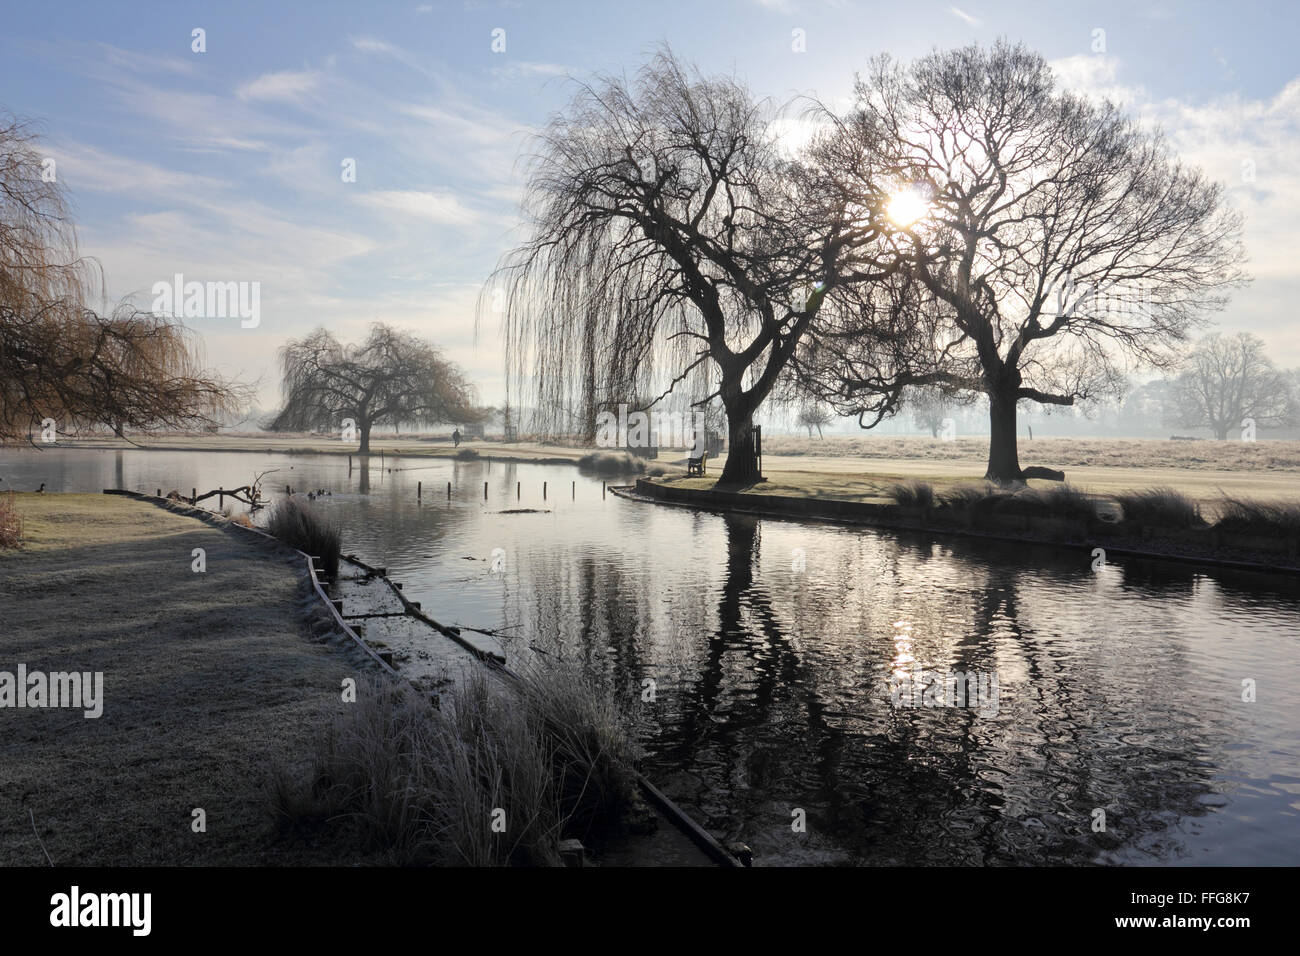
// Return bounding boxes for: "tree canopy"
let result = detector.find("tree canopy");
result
[268,323,479,453]
[484,49,900,483]
[0,113,242,441]
[794,41,1248,481]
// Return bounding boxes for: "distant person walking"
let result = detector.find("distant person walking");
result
[452,428,462,448]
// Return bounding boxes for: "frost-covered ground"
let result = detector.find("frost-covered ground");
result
[0,493,382,865]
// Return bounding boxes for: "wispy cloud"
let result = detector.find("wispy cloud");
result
[236,70,321,103]
[949,6,980,26]
[353,189,482,226]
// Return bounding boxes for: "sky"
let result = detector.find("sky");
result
[2,0,1298,413]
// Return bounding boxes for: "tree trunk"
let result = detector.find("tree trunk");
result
[985,390,1023,483]
[1214,425,1230,440]
[719,402,762,484]
[359,419,372,455]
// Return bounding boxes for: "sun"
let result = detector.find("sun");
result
[886,189,930,228]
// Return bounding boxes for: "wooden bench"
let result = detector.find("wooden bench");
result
[687,450,708,476]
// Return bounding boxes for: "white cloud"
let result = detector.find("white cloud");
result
[353,189,481,226]
[1048,54,1142,107]
[350,36,396,55]
[489,61,571,82]
[236,70,321,103]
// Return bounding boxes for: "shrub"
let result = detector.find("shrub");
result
[1002,484,1097,520]
[1214,495,1300,538]
[267,496,341,579]
[455,448,481,460]
[885,479,935,508]
[0,492,23,550]
[1114,487,1204,529]
[576,452,647,476]
[269,664,642,866]
[938,481,1002,512]
[937,482,1095,520]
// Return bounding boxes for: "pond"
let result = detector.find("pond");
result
[5,446,1299,866]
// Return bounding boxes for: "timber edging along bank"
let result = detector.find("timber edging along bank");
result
[628,479,1300,576]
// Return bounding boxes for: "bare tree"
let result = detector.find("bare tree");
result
[805,42,1247,481]
[1170,332,1297,439]
[268,324,479,454]
[796,403,833,438]
[906,384,956,438]
[0,113,240,440]
[482,49,898,484]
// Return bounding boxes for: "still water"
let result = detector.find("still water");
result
[5,446,1299,866]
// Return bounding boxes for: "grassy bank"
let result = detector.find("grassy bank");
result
[0,493,383,865]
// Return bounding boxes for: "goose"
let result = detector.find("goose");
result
[35,483,45,493]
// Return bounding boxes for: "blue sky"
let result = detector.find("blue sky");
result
[3,0,1298,410]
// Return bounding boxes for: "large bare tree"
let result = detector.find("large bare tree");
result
[483,50,899,483]
[802,42,1248,481]
[1170,332,1297,439]
[0,113,242,441]
[268,324,479,454]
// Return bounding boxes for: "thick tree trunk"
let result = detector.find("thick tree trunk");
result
[719,402,762,484]
[358,419,371,455]
[985,390,1023,483]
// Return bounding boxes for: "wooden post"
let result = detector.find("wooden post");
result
[191,487,196,504]
[156,488,161,497]
[602,481,606,498]
[447,481,451,500]
[543,481,547,500]
[516,481,520,499]
[286,484,291,495]
[572,481,575,500]
[417,481,422,499]
[218,487,223,508]
[483,481,488,500]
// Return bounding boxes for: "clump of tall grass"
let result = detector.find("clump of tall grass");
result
[576,451,647,475]
[1114,487,1204,529]
[938,481,1002,512]
[885,479,935,508]
[1002,484,1097,520]
[514,660,643,838]
[936,482,1095,520]
[269,664,643,866]
[0,492,23,549]
[455,448,480,460]
[267,496,341,579]
[1214,495,1300,538]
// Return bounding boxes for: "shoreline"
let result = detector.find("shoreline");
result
[11,434,1300,505]
[625,478,1300,576]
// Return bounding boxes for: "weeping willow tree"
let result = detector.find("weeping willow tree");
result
[0,112,243,441]
[481,49,903,484]
[268,324,480,454]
